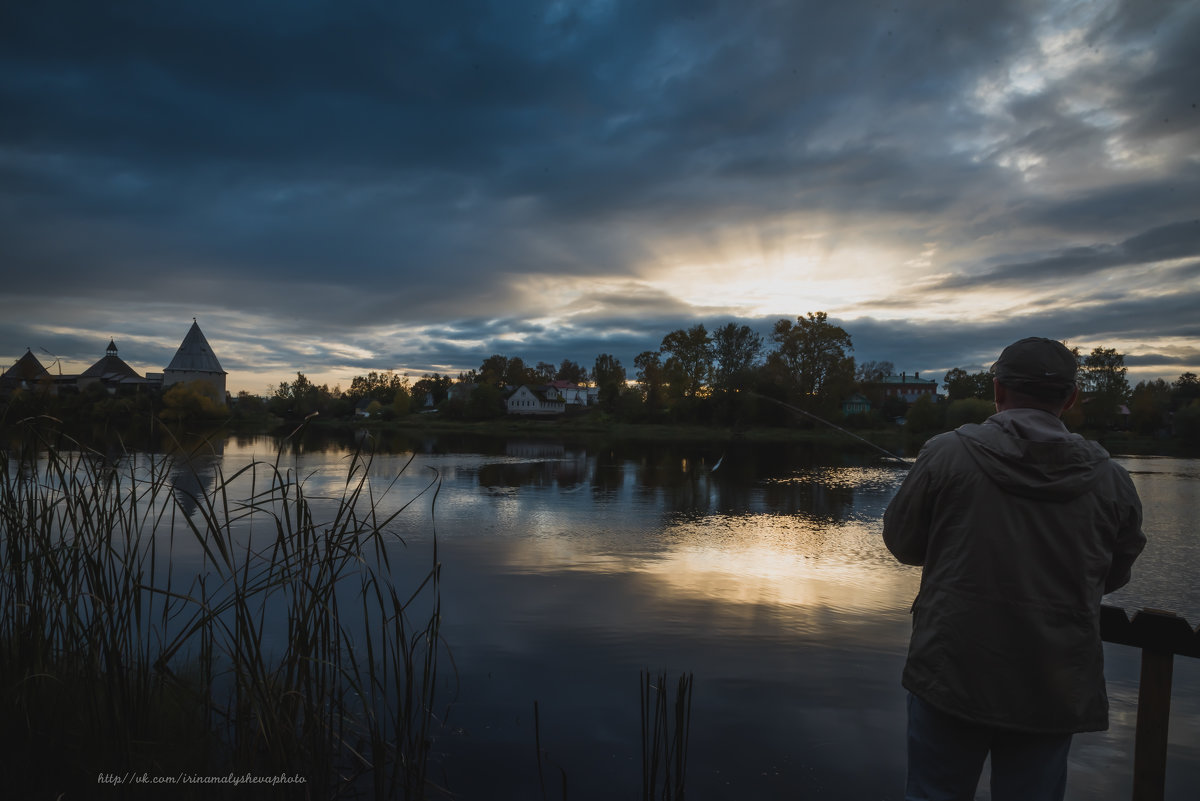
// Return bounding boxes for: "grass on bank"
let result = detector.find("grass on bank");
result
[0,416,444,799]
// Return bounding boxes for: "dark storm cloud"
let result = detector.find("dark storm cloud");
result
[846,284,1200,384]
[932,219,1200,290]
[1,1,1198,386]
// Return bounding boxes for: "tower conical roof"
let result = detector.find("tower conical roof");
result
[4,350,49,381]
[165,320,225,374]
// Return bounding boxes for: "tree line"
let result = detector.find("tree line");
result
[247,314,1200,446]
[254,312,860,426]
[8,314,1197,448]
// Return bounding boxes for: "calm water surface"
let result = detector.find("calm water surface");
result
[182,432,1199,800]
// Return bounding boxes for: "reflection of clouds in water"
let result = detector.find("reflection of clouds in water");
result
[639,514,919,623]
[169,436,1200,800]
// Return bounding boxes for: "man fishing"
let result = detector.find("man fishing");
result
[883,337,1145,801]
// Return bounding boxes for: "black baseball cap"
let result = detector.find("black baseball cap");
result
[992,337,1077,394]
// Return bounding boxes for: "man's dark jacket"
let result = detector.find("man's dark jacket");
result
[883,408,1145,733]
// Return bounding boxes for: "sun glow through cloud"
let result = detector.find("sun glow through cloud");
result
[0,0,1196,393]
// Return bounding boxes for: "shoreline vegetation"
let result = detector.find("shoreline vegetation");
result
[3,403,1193,460]
[0,418,444,799]
[0,416,700,799]
[311,413,1195,457]
[8,315,1199,459]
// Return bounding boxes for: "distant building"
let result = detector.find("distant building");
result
[839,393,872,416]
[3,319,229,403]
[872,372,939,403]
[78,340,153,392]
[1,349,52,394]
[163,319,228,403]
[544,381,595,406]
[507,385,567,415]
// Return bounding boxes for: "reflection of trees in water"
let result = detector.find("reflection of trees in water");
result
[590,447,626,498]
[619,440,876,517]
[760,474,856,520]
[209,429,884,520]
[630,441,724,514]
[476,442,589,491]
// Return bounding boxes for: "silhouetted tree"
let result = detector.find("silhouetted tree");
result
[855,360,894,384]
[767,311,855,412]
[554,359,588,384]
[711,322,763,391]
[1130,379,1172,434]
[592,353,626,411]
[1079,347,1129,428]
[659,324,712,400]
[634,350,668,416]
[943,368,993,401]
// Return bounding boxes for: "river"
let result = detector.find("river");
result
[175,430,1199,800]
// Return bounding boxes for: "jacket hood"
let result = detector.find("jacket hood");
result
[954,409,1111,501]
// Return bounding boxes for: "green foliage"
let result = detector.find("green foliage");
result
[554,358,588,384]
[711,323,763,391]
[767,311,855,413]
[1173,372,1200,407]
[348,369,409,405]
[593,353,626,411]
[1130,379,1172,434]
[880,395,908,422]
[905,394,943,433]
[391,383,412,417]
[465,383,506,419]
[412,373,453,408]
[659,324,713,400]
[230,390,268,419]
[269,372,347,419]
[0,422,442,798]
[1078,347,1130,429]
[1079,347,1129,397]
[1174,400,1200,447]
[478,354,538,388]
[945,398,995,428]
[159,381,226,422]
[855,360,894,384]
[635,350,668,415]
[942,368,994,401]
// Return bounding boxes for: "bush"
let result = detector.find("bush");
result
[1175,401,1200,447]
[945,398,994,428]
[159,381,226,422]
[906,395,943,433]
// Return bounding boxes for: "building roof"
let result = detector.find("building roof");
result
[876,372,937,385]
[80,341,142,381]
[3,350,49,381]
[165,320,226,375]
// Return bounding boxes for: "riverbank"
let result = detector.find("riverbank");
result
[6,408,1190,459]
[297,413,1193,459]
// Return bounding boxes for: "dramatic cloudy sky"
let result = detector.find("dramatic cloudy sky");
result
[2,0,1198,395]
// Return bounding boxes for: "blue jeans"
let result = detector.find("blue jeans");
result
[906,693,1072,801]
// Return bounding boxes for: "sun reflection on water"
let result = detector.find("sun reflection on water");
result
[639,512,919,619]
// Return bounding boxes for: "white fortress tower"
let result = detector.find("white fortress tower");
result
[163,319,227,402]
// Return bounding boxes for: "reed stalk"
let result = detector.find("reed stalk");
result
[0,415,444,799]
[640,670,693,801]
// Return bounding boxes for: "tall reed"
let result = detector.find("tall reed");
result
[640,670,693,801]
[0,416,443,798]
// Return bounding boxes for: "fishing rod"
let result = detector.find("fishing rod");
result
[745,391,913,466]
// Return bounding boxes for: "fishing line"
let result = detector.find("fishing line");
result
[745,391,913,466]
